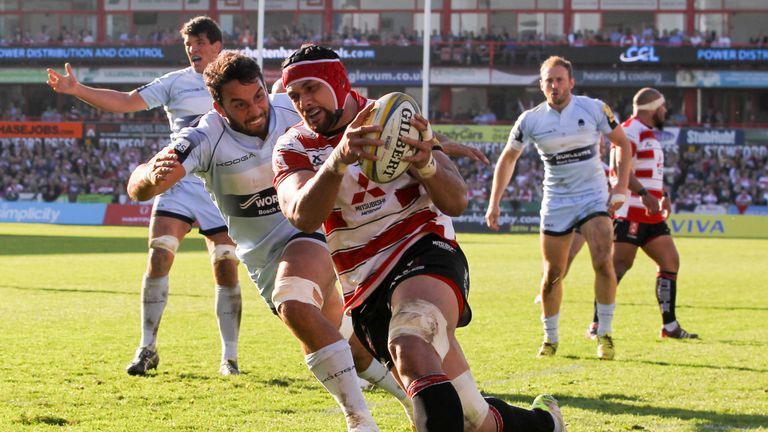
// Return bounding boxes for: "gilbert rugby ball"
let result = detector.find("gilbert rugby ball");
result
[360,92,422,183]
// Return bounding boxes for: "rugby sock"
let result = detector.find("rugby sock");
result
[215,284,241,361]
[596,302,616,336]
[656,271,678,326]
[407,374,463,432]
[305,339,378,430]
[359,359,413,422]
[593,274,623,324]
[485,397,556,432]
[140,275,169,348]
[542,313,560,343]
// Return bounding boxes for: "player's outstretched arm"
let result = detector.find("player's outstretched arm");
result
[402,115,468,216]
[46,62,149,113]
[127,147,186,201]
[485,143,522,231]
[606,125,633,213]
[277,104,382,233]
[437,134,490,165]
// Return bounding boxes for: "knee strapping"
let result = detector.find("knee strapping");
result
[388,299,450,360]
[211,244,238,264]
[452,370,489,431]
[149,235,179,255]
[272,276,323,311]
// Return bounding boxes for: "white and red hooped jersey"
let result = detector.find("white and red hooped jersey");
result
[272,91,456,310]
[610,116,665,224]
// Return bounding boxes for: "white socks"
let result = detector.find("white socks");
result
[542,313,560,343]
[140,275,169,348]
[596,302,616,336]
[359,359,413,423]
[215,284,241,362]
[305,339,379,432]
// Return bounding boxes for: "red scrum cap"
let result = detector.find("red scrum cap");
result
[281,45,351,112]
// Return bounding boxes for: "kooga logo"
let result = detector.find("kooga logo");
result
[619,46,660,63]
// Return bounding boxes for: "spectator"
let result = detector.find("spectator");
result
[735,189,752,214]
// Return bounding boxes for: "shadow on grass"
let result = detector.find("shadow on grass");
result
[491,392,768,430]
[560,354,768,374]
[571,299,768,312]
[0,284,207,298]
[0,234,208,255]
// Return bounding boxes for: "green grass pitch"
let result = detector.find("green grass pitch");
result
[0,223,766,431]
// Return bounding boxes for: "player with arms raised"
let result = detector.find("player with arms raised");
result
[47,16,242,376]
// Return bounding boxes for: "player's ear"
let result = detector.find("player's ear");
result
[213,101,226,118]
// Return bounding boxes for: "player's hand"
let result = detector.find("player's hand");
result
[402,114,435,169]
[441,141,490,165]
[46,63,80,95]
[607,187,628,215]
[336,103,382,165]
[641,193,661,215]
[485,204,501,231]
[145,148,179,185]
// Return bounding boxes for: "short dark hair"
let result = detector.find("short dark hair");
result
[180,16,222,45]
[540,56,573,79]
[281,44,339,70]
[204,51,263,105]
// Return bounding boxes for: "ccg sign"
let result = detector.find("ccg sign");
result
[619,46,660,63]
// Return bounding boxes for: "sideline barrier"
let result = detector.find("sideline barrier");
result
[668,214,768,239]
[0,202,106,225]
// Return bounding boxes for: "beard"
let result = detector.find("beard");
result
[654,112,666,130]
[228,113,268,138]
[304,106,338,135]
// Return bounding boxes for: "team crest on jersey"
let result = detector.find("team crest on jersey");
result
[351,173,386,215]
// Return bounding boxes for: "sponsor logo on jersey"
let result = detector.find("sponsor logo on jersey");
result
[351,173,386,215]
[221,188,280,218]
[216,152,257,167]
[542,144,597,166]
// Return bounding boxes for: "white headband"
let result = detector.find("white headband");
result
[635,95,665,112]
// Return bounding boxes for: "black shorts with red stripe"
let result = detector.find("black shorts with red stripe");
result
[350,233,472,368]
[614,218,671,247]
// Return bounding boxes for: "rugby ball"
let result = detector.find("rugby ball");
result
[359,92,422,183]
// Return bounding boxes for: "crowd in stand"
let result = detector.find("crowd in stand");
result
[2,131,766,214]
[4,21,767,51]
[0,137,158,204]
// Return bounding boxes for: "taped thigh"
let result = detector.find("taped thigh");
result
[210,244,239,264]
[452,370,489,432]
[388,299,449,360]
[271,276,323,311]
[149,235,179,255]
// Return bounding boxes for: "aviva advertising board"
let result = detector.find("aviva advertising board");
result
[668,214,768,239]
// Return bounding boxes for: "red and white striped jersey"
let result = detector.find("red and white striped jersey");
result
[273,92,456,310]
[610,116,665,224]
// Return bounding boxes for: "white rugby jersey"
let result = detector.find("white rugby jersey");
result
[508,95,618,197]
[272,91,456,310]
[172,93,303,268]
[611,117,665,224]
[138,66,215,189]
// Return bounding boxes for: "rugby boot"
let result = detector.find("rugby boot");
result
[537,340,559,357]
[596,334,615,360]
[531,394,566,432]
[126,346,159,375]
[661,324,699,339]
[219,359,240,376]
[585,322,598,340]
